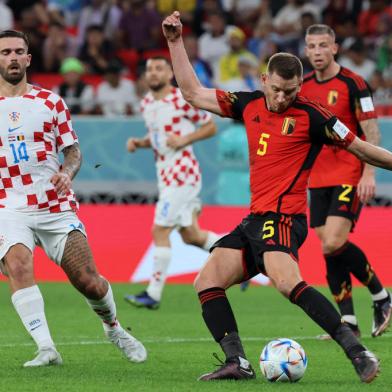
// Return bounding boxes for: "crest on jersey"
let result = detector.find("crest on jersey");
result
[282,117,295,135]
[9,112,20,122]
[327,90,338,105]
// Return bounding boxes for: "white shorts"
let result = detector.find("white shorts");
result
[154,184,202,227]
[0,209,87,272]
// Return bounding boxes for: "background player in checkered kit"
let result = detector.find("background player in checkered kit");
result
[161,11,392,383]
[124,57,220,309]
[0,30,146,366]
[302,24,391,339]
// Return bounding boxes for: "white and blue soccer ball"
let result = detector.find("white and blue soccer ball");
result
[259,338,308,382]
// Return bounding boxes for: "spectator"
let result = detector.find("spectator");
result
[247,20,280,69]
[78,24,116,75]
[53,57,95,115]
[222,0,269,31]
[192,0,230,36]
[118,0,161,51]
[339,39,376,82]
[156,0,196,26]
[369,70,392,115]
[198,12,232,80]
[377,33,392,79]
[184,34,214,88]
[96,61,139,116]
[47,0,83,28]
[19,6,46,74]
[217,27,258,84]
[43,22,78,72]
[358,0,392,39]
[0,0,14,30]
[272,0,320,36]
[8,0,49,25]
[220,55,260,91]
[77,0,122,47]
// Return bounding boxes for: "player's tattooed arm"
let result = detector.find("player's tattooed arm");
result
[50,143,81,195]
[360,118,381,147]
[357,118,380,202]
[62,143,82,180]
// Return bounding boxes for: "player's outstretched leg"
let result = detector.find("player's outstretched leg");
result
[62,231,147,363]
[289,281,380,382]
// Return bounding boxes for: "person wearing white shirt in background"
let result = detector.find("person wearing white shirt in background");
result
[96,60,139,116]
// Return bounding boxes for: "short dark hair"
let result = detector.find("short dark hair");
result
[0,30,29,48]
[147,56,172,68]
[267,53,303,79]
[306,24,335,41]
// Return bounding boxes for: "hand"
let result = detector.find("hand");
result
[126,138,138,152]
[357,171,376,203]
[50,172,72,196]
[166,134,188,150]
[162,11,182,42]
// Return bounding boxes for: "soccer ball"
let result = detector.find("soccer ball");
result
[259,338,308,382]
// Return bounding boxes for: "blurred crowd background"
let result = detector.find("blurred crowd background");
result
[2,0,391,117]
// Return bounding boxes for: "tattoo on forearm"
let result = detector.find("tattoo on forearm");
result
[62,143,82,179]
[362,120,380,146]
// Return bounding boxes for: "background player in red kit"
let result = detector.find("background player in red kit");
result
[302,24,391,339]
[161,11,392,383]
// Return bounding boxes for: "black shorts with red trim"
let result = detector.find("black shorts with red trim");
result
[210,212,308,280]
[309,185,362,230]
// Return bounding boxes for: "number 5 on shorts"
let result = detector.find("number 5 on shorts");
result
[262,220,275,239]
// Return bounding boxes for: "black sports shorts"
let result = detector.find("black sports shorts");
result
[309,185,362,230]
[211,212,308,280]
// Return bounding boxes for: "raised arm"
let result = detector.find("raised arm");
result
[162,11,223,115]
[347,137,392,171]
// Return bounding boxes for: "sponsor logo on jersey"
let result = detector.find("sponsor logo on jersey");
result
[8,112,20,122]
[8,125,22,133]
[327,90,338,105]
[282,117,295,135]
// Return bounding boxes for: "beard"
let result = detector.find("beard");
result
[148,81,167,92]
[0,65,26,85]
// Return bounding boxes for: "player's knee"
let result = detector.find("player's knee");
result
[181,232,200,246]
[273,278,297,298]
[4,253,32,280]
[74,274,106,299]
[322,237,346,255]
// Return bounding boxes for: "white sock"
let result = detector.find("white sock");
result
[147,246,171,301]
[85,282,118,330]
[342,315,358,326]
[202,231,221,251]
[11,285,55,350]
[371,289,389,302]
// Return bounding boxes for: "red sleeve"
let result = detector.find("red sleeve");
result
[216,89,235,118]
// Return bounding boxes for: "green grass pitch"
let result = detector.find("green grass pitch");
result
[0,283,390,392]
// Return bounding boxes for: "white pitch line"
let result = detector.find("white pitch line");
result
[0,334,390,348]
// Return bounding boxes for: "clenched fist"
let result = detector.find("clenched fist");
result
[162,11,183,42]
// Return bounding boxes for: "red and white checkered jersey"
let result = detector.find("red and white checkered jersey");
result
[0,86,79,212]
[141,88,211,190]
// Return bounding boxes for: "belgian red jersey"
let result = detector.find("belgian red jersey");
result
[216,90,355,215]
[301,66,377,188]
